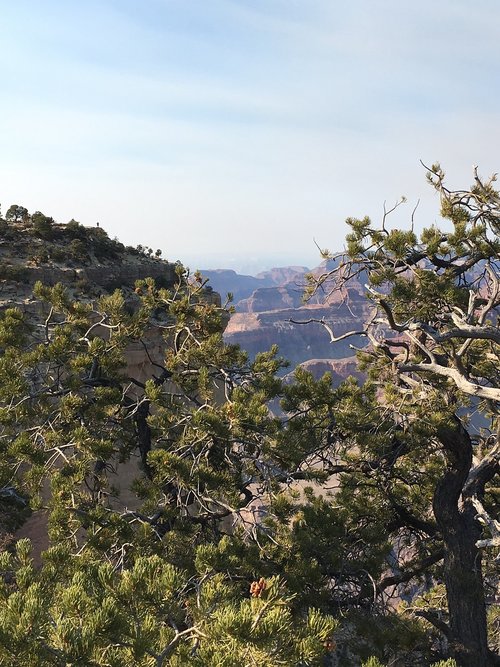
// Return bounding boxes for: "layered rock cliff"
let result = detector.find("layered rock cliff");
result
[212,262,371,373]
[0,220,176,299]
[200,266,309,305]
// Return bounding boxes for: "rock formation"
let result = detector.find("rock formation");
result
[199,265,309,305]
[217,262,371,372]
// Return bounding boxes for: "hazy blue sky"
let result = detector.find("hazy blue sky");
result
[1,1,499,272]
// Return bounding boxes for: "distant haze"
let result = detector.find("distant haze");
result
[191,252,313,275]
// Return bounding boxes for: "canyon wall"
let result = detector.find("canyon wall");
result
[214,263,370,379]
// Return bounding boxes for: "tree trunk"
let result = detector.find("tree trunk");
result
[440,509,492,665]
[434,420,495,666]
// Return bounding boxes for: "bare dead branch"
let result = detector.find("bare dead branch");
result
[289,317,368,344]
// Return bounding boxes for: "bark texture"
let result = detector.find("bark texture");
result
[435,420,496,666]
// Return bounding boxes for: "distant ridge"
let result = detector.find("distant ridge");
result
[201,260,371,373]
[200,265,309,305]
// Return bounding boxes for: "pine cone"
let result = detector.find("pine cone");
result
[250,577,266,597]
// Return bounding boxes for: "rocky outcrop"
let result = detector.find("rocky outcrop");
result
[237,285,303,312]
[2,261,176,293]
[227,306,366,367]
[222,263,371,369]
[0,223,226,388]
[255,266,309,285]
[0,220,180,302]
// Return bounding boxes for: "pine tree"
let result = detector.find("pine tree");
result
[305,165,500,666]
[0,267,337,665]
[2,169,499,665]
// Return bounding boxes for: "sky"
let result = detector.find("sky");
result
[1,1,500,274]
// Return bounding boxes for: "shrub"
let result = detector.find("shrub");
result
[32,212,54,240]
[0,263,30,282]
[50,247,69,263]
[27,244,49,265]
[5,204,29,223]
[90,228,125,260]
[66,219,87,240]
[68,239,89,262]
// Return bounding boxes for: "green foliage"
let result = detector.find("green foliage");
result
[31,211,54,240]
[5,204,28,223]
[0,271,340,665]
[50,246,69,263]
[65,218,87,239]
[303,165,500,664]
[2,169,499,664]
[68,238,89,262]
[27,242,50,265]
[0,262,30,282]
[0,544,336,666]
[362,658,385,667]
[90,226,125,259]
